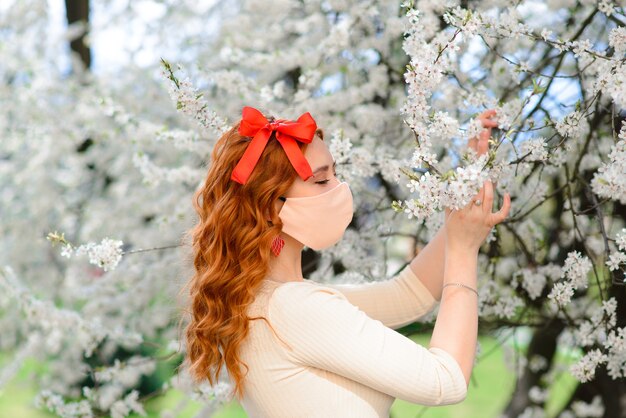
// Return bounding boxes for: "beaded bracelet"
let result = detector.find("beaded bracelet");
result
[442,282,479,297]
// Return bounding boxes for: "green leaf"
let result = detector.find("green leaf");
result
[531,79,546,94]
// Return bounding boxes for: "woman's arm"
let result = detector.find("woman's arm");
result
[429,245,479,386]
[313,224,446,329]
[316,261,438,329]
[408,224,446,302]
[418,109,499,385]
[410,109,498,304]
[316,110,497,330]
[320,214,465,328]
[268,282,468,405]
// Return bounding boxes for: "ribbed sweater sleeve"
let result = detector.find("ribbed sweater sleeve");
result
[267,282,468,406]
[314,263,438,329]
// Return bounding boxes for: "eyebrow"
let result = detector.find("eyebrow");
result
[312,160,337,175]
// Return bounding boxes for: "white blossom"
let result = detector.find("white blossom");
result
[109,390,146,418]
[328,129,353,165]
[615,228,626,252]
[555,111,584,139]
[34,389,94,418]
[560,251,591,290]
[519,137,548,162]
[528,385,549,403]
[570,349,608,383]
[590,127,626,204]
[547,281,575,307]
[606,250,626,271]
[604,326,626,379]
[74,237,124,272]
[570,395,605,418]
[519,269,547,300]
[608,26,626,55]
[3,0,626,414]
[161,62,229,135]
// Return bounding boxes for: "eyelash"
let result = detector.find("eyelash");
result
[315,171,338,184]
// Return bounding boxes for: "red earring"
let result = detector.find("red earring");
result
[271,235,285,256]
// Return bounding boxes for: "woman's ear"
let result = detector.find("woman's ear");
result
[268,198,285,222]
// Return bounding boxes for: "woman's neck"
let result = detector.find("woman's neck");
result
[265,234,305,283]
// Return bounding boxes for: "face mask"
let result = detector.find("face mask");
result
[278,181,353,250]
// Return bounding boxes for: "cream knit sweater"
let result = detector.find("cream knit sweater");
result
[237,263,469,417]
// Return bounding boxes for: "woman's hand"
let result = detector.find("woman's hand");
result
[444,109,510,253]
[468,109,498,156]
[444,180,511,253]
[468,108,499,190]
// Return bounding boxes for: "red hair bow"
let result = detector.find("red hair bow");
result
[230,106,318,185]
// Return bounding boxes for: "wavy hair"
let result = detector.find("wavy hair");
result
[179,113,324,400]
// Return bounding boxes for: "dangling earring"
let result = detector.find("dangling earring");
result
[270,199,286,257]
[271,235,285,257]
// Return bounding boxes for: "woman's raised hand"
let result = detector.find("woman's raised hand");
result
[444,180,511,253]
[468,109,498,156]
[444,109,511,253]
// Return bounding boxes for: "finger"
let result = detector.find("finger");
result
[479,119,499,128]
[491,192,510,223]
[478,110,499,130]
[490,192,511,224]
[479,129,490,151]
[480,109,497,119]
[478,112,497,125]
[482,180,494,213]
[468,136,478,152]
[479,179,488,197]
[469,181,486,211]
[470,110,498,151]
[445,205,457,222]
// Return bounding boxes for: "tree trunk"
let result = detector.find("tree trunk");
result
[557,284,626,418]
[64,0,91,70]
[502,319,566,417]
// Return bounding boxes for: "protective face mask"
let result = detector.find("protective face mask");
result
[278,181,353,250]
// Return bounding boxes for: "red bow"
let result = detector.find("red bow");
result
[230,106,318,185]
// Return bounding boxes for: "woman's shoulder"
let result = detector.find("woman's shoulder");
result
[266,279,352,326]
[268,279,346,301]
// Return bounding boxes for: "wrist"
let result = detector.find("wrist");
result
[445,243,479,257]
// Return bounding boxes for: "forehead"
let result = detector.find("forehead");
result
[303,136,333,167]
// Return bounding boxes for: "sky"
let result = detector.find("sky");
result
[39,0,221,75]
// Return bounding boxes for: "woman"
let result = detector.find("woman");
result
[182,106,511,417]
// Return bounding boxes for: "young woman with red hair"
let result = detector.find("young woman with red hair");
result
[181,106,510,417]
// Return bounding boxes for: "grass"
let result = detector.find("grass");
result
[0,331,579,418]
[391,333,578,418]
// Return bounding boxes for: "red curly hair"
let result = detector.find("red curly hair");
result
[179,114,324,400]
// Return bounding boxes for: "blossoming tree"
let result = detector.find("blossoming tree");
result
[1,0,625,417]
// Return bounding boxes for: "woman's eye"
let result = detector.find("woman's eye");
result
[315,171,338,184]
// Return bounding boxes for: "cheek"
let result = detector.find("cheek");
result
[275,200,284,214]
[291,184,320,198]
